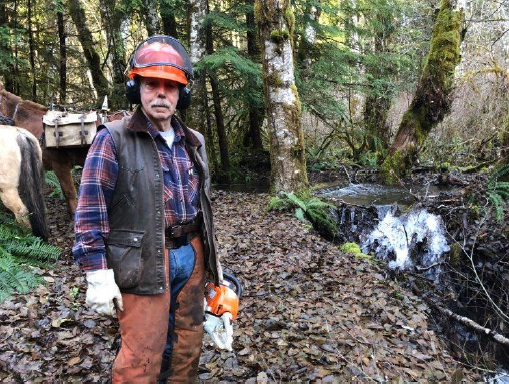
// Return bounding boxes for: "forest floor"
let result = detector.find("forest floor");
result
[0,188,486,382]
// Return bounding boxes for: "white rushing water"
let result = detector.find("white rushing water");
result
[361,207,450,276]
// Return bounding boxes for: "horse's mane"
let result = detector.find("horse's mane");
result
[0,89,22,105]
[21,99,47,112]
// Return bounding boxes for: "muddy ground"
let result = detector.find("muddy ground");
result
[0,186,489,382]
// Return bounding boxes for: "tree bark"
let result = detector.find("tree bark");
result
[0,1,14,92]
[68,0,109,102]
[187,0,207,135]
[255,0,308,194]
[297,1,321,73]
[27,0,37,101]
[206,12,230,180]
[100,0,127,109]
[381,0,465,183]
[143,0,161,35]
[501,112,509,165]
[57,6,66,103]
[363,5,394,153]
[246,0,263,150]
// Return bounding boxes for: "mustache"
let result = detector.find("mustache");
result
[150,100,172,108]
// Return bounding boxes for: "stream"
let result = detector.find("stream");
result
[317,183,456,280]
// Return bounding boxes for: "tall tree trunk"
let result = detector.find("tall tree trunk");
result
[499,112,509,173]
[13,0,20,94]
[255,0,308,194]
[0,1,14,92]
[143,0,161,35]
[297,1,321,73]
[57,5,66,103]
[27,0,36,101]
[187,0,207,135]
[161,0,178,37]
[68,0,109,102]
[246,0,263,150]
[381,0,465,183]
[206,12,230,180]
[205,94,219,177]
[364,8,394,153]
[100,0,127,109]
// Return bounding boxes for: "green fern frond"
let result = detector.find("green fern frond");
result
[44,170,64,199]
[0,214,60,302]
[271,192,338,239]
[488,164,509,186]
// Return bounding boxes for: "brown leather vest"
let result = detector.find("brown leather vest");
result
[103,109,222,295]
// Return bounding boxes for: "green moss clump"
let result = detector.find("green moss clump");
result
[284,6,295,36]
[339,242,372,260]
[265,72,283,88]
[381,149,407,185]
[449,242,462,268]
[270,29,290,44]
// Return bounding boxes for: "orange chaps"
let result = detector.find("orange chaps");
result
[112,236,206,383]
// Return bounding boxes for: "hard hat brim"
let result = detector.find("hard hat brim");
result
[129,65,188,85]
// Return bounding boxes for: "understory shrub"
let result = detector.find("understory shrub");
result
[0,212,60,302]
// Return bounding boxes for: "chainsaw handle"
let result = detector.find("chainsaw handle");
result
[222,271,242,299]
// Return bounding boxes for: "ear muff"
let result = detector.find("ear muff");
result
[125,78,141,105]
[176,86,191,110]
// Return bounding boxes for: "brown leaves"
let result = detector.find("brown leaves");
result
[0,190,481,382]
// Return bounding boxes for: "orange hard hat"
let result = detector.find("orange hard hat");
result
[127,36,193,85]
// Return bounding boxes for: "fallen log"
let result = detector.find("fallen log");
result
[412,284,509,347]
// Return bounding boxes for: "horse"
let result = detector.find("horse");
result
[0,125,49,240]
[0,87,129,216]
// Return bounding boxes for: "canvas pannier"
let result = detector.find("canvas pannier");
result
[43,111,97,148]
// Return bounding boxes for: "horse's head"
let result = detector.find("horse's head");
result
[0,90,47,139]
[0,90,22,121]
[16,100,47,139]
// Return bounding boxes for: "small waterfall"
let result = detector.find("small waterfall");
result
[361,207,450,279]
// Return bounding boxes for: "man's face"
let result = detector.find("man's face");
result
[139,77,180,125]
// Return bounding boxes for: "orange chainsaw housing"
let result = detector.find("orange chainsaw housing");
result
[205,281,239,321]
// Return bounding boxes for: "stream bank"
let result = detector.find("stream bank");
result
[311,169,509,374]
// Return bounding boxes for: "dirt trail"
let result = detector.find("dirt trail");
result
[0,191,479,381]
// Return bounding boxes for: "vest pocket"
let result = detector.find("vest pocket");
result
[105,229,145,289]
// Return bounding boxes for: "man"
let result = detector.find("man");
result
[73,35,232,382]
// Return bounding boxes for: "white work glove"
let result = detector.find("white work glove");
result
[204,311,233,352]
[85,269,123,317]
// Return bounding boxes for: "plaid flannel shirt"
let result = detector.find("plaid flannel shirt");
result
[72,115,200,271]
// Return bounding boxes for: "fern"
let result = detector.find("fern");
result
[486,165,509,223]
[273,192,339,239]
[44,170,63,199]
[0,211,60,302]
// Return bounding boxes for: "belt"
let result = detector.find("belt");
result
[165,212,202,248]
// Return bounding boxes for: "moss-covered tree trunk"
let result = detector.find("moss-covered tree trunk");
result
[381,0,465,183]
[99,0,127,109]
[68,0,109,102]
[363,7,395,153]
[255,0,308,194]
